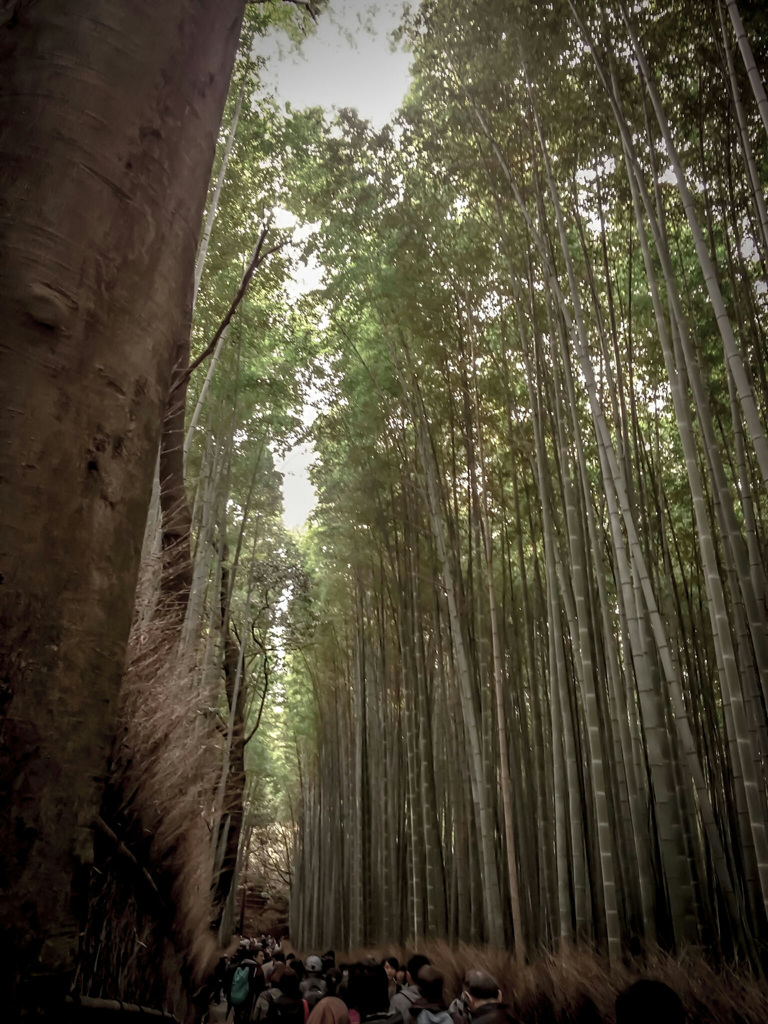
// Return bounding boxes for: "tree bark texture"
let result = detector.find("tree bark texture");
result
[0,0,244,1009]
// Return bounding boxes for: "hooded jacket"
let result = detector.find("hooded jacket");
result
[469,1004,517,1024]
[408,999,453,1024]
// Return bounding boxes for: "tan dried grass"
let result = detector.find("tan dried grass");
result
[79,571,227,1020]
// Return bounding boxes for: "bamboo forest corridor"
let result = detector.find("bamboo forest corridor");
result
[3,1,768,1021]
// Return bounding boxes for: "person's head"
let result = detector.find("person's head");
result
[383,957,399,983]
[307,995,350,1024]
[256,949,266,966]
[274,952,286,964]
[615,981,684,1024]
[326,967,342,997]
[416,966,444,1008]
[406,954,431,987]
[287,953,296,963]
[323,950,336,965]
[360,964,390,1017]
[396,966,406,987]
[292,958,305,982]
[345,963,367,1012]
[463,971,501,1011]
[306,954,324,976]
[277,968,301,1000]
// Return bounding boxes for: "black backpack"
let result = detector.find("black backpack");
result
[301,977,327,1010]
[268,995,306,1024]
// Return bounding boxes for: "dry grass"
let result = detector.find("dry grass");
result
[78,571,227,1021]
[324,940,768,1023]
[116,604,221,969]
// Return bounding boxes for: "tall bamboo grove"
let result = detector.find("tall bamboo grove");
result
[286,0,768,966]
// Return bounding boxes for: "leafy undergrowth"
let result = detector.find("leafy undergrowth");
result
[325,940,768,1024]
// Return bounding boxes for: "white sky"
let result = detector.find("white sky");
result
[257,1,413,529]
[253,1,412,130]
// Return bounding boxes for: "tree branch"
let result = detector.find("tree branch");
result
[172,221,287,392]
[244,654,271,745]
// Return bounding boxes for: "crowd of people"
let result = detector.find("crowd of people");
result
[208,941,686,1024]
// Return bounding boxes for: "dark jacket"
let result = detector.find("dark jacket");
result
[470,1003,517,1024]
[248,965,266,999]
[269,994,306,1024]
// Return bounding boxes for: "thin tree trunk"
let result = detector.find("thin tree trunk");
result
[725,0,768,136]
[393,341,506,947]
[620,2,768,491]
[194,80,245,302]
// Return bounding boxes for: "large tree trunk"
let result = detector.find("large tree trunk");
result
[0,1,244,1012]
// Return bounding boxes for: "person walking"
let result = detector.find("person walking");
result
[388,955,431,1022]
[407,967,452,1024]
[308,996,350,1024]
[455,971,514,1024]
[359,964,392,1024]
[229,951,260,1024]
[252,964,287,1023]
[268,969,308,1024]
[301,955,328,1010]
[615,981,684,1024]
[382,958,399,1002]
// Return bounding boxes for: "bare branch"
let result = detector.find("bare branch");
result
[172,220,288,391]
